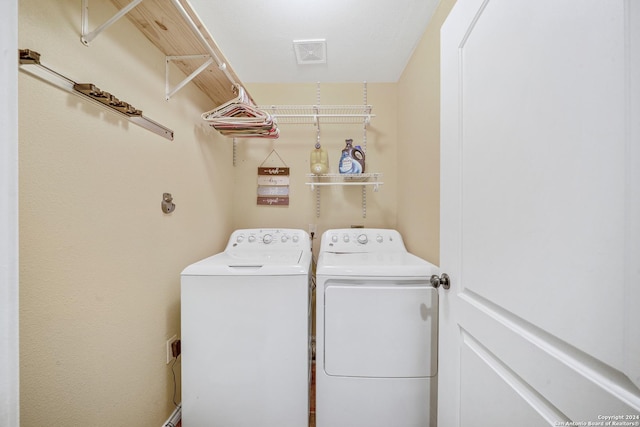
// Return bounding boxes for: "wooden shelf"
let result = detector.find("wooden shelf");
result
[109,0,246,108]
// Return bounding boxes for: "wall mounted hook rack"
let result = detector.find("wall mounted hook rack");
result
[19,49,174,140]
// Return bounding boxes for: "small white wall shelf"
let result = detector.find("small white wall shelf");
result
[305,173,383,191]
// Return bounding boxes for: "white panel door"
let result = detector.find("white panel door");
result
[1,1,19,426]
[439,0,640,425]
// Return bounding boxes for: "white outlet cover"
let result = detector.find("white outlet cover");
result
[166,334,177,364]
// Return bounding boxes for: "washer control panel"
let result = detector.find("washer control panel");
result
[227,228,309,250]
[322,228,407,253]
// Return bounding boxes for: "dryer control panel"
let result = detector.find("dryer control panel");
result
[321,228,407,253]
[226,228,310,250]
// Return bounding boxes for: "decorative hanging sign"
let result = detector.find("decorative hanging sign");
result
[257,150,290,206]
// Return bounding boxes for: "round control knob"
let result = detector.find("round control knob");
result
[357,234,368,244]
[236,235,245,243]
[281,235,289,243]
[343,234,350,243]
[292,235,299,243]
[376,235,383,243]
[263,234,273,244]
[332,235,338,243]
[248,235,256,243]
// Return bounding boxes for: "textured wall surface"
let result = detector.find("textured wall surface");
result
[397,0,458,265]
[19,1,233,425]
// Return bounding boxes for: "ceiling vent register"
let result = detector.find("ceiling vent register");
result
[293,39,327,65]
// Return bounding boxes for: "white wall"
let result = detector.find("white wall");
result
[397,0,458,265]
[1,0,19,426]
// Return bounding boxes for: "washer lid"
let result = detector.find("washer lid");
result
[181,250,310,276]
[316,251,437,277]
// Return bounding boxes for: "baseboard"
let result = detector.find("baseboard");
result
[162,403,181,427]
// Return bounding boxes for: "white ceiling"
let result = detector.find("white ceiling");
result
[189,0,440,83]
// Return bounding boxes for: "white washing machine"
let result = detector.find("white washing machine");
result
[316,228,439,427]
[181,228,312,427]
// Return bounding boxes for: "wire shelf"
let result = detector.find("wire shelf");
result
[305,173,383,190]
[259,105,374,125]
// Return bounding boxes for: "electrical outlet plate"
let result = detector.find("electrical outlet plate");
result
[309,224,317,237]
[166,334,177,364]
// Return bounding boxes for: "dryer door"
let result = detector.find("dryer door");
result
[324,279,437,378]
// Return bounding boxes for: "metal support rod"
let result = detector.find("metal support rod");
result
[362,81,368,217]
[233,138,237,167]
[316,125,321,148]
[313,105,320,132]
[363,81,368,153]
[165,55,214,100]
[169,0,238,89]
[81,0,143,45]
[362,186,367,218]
[316,187,321,218]
[313,82,321,132]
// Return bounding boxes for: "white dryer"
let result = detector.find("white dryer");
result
[315,228,439,427]
[181,229,312,427]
